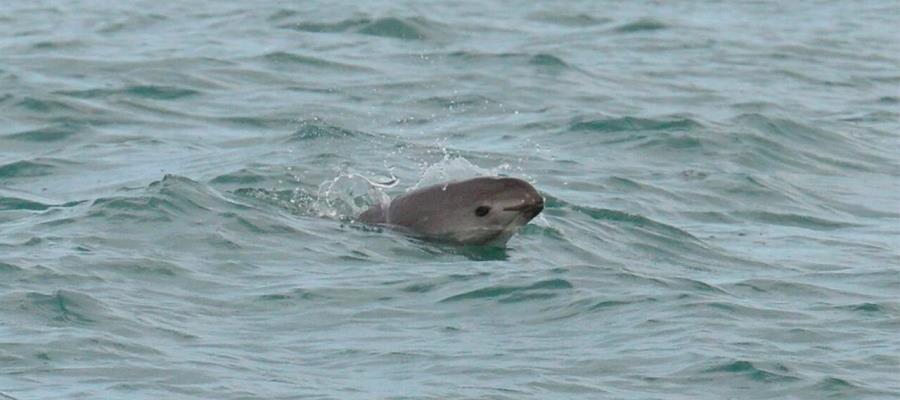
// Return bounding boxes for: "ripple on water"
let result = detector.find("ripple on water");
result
[613,18,668,33]
[568,116,703,134]
[57,85,201,100]
[0,196,53,211]
[733,211,860,230]
[281,16,440,40]
[439,51,578,75]
[2,123,85,142]
[2,289,109,325]
[95,14,167,34]
[0,261,25,274]
[549,195,703,244]
[698,360,801,384]
[260,52,368,72]
[731,113,889,172]
[0,160,57,179]
[529,53,569,69]
[804,376,895,399]
[284,120,361,142]
[683,301,812,322]
[93,258,190,280]
[86,175,240,224]
[439,278,573,303]
[356,17,438,40]
[279,17,372,33]
[727,278,870,301]
[543,294,659,322]
[832,302,900,318]
[529,12,612,27]
[14,96,79,113]
[255,288,320,302]
[209,168,268,185]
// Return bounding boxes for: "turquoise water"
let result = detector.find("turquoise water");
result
[2,1,899,398]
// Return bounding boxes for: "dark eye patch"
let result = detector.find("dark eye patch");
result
[475,206,491,217]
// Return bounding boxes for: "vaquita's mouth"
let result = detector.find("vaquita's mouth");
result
[504,197,544,219]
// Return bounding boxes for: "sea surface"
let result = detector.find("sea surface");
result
[1,1,899,399]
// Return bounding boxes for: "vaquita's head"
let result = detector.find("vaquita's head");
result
[388,177,544,246]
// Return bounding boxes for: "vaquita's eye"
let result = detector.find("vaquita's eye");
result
[475,206,491,217]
